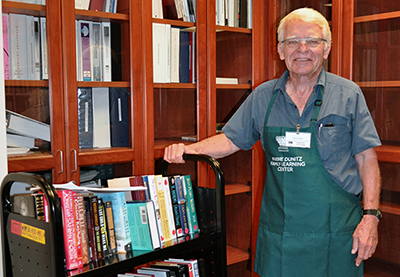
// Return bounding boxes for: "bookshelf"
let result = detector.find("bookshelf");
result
[338,0,400,274]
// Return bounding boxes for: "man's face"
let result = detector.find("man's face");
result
[278,19,331,79]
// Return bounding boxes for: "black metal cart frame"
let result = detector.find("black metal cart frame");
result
[1,154,227,277]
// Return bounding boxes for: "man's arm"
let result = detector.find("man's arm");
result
[164,133,240,163]
[352,147,381,267]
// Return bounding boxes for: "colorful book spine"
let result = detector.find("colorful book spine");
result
[146,175,164,245]
[57,190,79,270]
[91,21,102,81]
[168,176,183,237]
[77,194,90,264]
[79,20,92,81]
[90,195,104,260]
[98,198,109,257]
[163,176,177,240]
[155,174,171,243]
[104,200,117,255]
[72,192,84,268]
[183,175,199,234]
[175,175,189,235]
[126,201,153,251]
[84,196,97,261]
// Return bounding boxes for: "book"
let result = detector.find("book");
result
[179,30,190,83]
[152,23,169,83]
[57,190,79,270]
[167,176,183,237]
[126,201,153,251]
[2,14,9,80]
[101,22,112,81]
[9,13,28,80]
[137,267,171,277]
[182,175,198,234]
[76,20,82,81]
[91,22,102,81]
[146,175,165,245]
[174,176,189,235]
[141,175,151,200]
[98,198,110,257]
[166,259,197,277]
[6,109,50,142]
[170,27,180,83]
[77,194,90,264]
[84,196,98,261]
[40,17,48,79]
[92,87,111,148]
[145,200,161,249]
[130,176,147,201]
[109,87,129,147]
[26,15,35,80]
[89,0,105,11]
[154,175,171,243]
[77,88,94,148]
[78,20,92,81]
[152,261,188,277]
[95,192,132,254]
[152,0,164,19]
[90,195,104,260]
[216,77,238,84]
[6,133,35,149]
[162,176,177,241]
[72,192,84,268]
[104,200,118,255]
[33,17,41,80]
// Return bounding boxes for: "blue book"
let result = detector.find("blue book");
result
[109,87,129,147]
[126,201,153,251]
[95,192,131,253]
[179,31,190,83]
[183,175,199,234]
[175,176,189,235]
[77,88,93,148]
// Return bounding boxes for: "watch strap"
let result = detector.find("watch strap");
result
[362,209,382,220]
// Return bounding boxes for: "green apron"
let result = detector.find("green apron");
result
[254,87,363,277]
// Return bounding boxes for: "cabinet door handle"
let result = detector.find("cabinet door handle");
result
[58,150,64,174]
[72,149,78,173]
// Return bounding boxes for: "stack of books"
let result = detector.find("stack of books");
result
[12,174,200,272]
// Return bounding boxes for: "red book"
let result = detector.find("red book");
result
[129,176,147,200]
[77,194,90,265]
[72,192,83,268]
[89,0,105,11]
[57,190,79,270]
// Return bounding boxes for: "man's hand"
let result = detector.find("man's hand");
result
[164,143,197,163]
[351,215,379,266]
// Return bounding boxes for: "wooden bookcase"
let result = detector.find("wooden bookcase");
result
[339,0,400,275]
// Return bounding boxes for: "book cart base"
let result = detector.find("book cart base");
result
[1,154,227,277]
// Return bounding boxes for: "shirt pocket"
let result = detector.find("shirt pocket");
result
[317,115,351,169]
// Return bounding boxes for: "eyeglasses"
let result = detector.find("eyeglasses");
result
[281,37,327,49]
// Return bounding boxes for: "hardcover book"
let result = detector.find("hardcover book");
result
[146,175,165,245]
[77,194,90,264]
[78,20,92,81]
[155,175,171,243]
[174,176,189,235]
[104,200,118,255]
[77,88,94,148]
[126,201,153,251]
[182,175,198,234]
[167,176,183,237]
[109,87,129,147]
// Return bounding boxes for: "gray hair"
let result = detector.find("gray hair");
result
[277,8,332,49]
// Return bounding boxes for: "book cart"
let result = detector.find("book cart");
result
[1,154,227,277]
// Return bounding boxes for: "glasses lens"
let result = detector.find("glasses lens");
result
[284,38,323,49]
[306,38,322,48]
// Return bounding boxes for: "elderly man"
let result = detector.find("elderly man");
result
[164,8,381,276]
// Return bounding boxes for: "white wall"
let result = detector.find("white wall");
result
[0,0,7,274]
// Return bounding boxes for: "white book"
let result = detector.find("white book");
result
[162,176,177,241]
[75,0,84,9]
[101,22,112,81]
[166,258,199,277]
[216,77,238,84]
[103,0,111,12]
[33,17,41,80]
[137,268,169,277]
[91,21,102,81]
[152,0,163,19]
[227,0,234,27]
[92,87,111,147]
[6,109,50,142]
[26,15,35,80]
[9,13,28,80]
[174,0,183,19]
[40,17,48,79]
[75,20,82,81]
[111,0,118,13]
[146,175,164,245]
[165,24,171,83]
[181,0,190,22]
[145,200,161,249]
[248,0,252,29]
[217,0,225,26]
[83,0,90,10]
[152,23,167,83]
[7,133,35,149]
[170,27,180,83]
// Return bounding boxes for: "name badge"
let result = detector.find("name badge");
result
[285,131,311,148]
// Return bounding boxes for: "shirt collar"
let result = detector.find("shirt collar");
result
[273,68,326,94]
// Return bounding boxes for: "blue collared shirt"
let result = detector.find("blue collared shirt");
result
[222,68,381,195]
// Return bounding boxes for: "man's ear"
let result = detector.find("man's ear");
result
[277,43,285,60]
[323,44,331,60]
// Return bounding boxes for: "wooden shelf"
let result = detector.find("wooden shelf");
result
[152,17,196,28]
[380,202,400,216]
[76,81,131,87]
[216,84,252,90]
[153,83,197,89]
[2,1,46,16]
[225,183,251,196]
[78,148,135,166]
[216,25,252,34]
[75,9,129,21]
[354,11,400,23]
[5,80,49,87]
[8,152,55,172]
[376,145,400,164]
[356,81,400,88]
[226,245,250,266]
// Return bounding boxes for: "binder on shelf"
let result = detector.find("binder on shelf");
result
[9,13,28,80]
[101,22,112,81]
[33,17,41,80]
[92,87,111,148]
[5,109,50,142]
[77,88,94,149]
[78,20,92,81]
[6,133,35,149]
[91,22,102,82]
[40,17,48,79]
[109,87,129,147]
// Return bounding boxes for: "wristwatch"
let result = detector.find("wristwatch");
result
[362,209,382,220]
